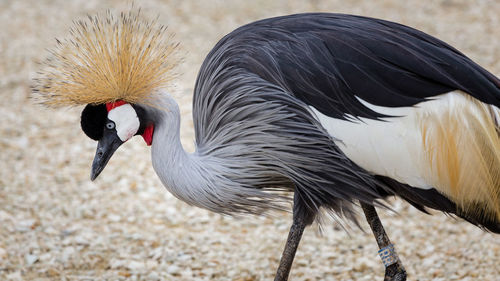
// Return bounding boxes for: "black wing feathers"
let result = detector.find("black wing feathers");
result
[223,13,500,119]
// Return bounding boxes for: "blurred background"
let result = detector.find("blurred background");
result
[0,0,499,280]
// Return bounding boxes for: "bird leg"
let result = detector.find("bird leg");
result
[360,202,407,281]
[274,194,310,281]
[274,215,306,281]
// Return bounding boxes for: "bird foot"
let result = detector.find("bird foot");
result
[383,263,407,281]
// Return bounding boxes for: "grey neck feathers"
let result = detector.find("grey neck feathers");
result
[144,94,286,215]
[146,96,207,209]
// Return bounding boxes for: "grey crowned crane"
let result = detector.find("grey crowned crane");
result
[33,10,500,281]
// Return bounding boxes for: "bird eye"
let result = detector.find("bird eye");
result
[106,122,115,130]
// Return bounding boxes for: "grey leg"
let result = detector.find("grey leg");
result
[360,202,407,281]
[274,193,311,281]
[274,211,306,281]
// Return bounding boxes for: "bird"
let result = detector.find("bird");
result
[32,10,500,281]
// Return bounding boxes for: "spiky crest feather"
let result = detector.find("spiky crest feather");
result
[32,9,179,107]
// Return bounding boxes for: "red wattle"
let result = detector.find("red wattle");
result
[142,124,154,146]
[106,100,127,112]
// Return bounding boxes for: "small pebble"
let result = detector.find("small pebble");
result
[146,271,160,281]
[24,254,39,266]
[0,247,7,260]
[166,264,180,274]
[126,260,145,271]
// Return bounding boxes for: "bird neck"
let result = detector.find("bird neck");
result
[144,94,287,215]
[149,96,184,157]
[146,95,217,211]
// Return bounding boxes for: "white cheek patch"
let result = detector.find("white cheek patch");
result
[108,104,140,141]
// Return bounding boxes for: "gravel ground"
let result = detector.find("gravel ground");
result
[1,0,499,280]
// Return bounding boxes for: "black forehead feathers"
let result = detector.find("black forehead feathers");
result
[81,104,107,140]
[131,104,148,135]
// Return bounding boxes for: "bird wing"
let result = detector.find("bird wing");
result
[229,13,500,120]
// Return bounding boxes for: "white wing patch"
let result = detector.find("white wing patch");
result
[309,95,439,189]
[311,91,500,220]
[108,104,140,142]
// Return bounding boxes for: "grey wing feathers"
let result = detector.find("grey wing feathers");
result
[193,41,386,220]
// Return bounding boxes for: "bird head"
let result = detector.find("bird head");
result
[32,9,178,181]
[81,100,154,180]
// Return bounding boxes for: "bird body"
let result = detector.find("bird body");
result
[33,10,500,280]
[192,13,500,230]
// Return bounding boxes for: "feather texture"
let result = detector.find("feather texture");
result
[420,92,500,222]
[32,9,179,107]
[192,66,386,220]
[226,13,500,118]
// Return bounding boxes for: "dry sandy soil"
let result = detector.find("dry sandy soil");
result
[1,0,499,280]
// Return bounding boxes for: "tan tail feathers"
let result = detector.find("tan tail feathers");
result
[420,92,500,222]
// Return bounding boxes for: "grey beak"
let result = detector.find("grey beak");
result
[90,131,123,181]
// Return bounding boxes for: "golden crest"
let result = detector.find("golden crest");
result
[32,9,179,107]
